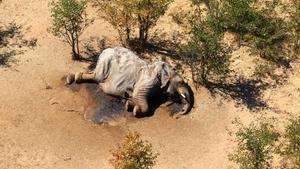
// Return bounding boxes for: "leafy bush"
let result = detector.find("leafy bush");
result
[207,0,290,66]
[49,0,89,60]
[110,131,158,169]
[229,118,280,169]
[93,0,173,46]
[191,0,221,16]
[291,1,300,56]
[182,20,231,85]
[282,117,300,168]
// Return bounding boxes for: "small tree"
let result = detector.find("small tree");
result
[135,0,172,45]
[93,0,134,45]
[49,0,89,60]
[93,0,173,46]
[182,20,231,85]
[229,118,279,169]
[110,131,158,169]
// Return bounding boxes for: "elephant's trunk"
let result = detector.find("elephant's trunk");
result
[176,83,194,116]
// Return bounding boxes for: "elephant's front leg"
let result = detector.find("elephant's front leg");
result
[131,90,149,117]
[131,79,161,117]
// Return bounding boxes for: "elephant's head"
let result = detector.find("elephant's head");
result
[158,63,194,116]
[167,74,194,116]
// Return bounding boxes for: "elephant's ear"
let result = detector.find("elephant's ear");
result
[160,63,173,88]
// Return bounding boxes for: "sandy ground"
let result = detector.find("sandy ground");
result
[0,0,299,169]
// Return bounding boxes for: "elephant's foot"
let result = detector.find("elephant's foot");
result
[132,106,140,117]
[125,100,135,112]
[66,74,75,85]
[74,72,83,83]
[66,72,84,85]
[132,103,149,118]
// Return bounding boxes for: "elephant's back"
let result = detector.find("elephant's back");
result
[94,47,146,92]
[95,47,146,72]
[113,47,146,69]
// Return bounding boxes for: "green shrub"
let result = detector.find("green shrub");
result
[182,20,231,85]
[49,0,89,60]
[229,118,279,169]
[93,0,173,46]
[282,117,300,168]
[191,0,221,16]
[291,1,300,56]
[110,131,158,169]
[207,0,289,66]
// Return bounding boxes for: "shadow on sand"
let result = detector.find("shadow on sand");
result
[0,22,37,67]
[65,81,187,123]
[66,83,129,124]
[79,37,110,70]
[207,77,269,111]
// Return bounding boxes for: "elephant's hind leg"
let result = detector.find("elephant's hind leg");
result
[66,72,97,84]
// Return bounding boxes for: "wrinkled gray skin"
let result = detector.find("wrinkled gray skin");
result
[66,47,194,118]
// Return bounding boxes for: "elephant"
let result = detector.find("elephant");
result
[66,47,194,118]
